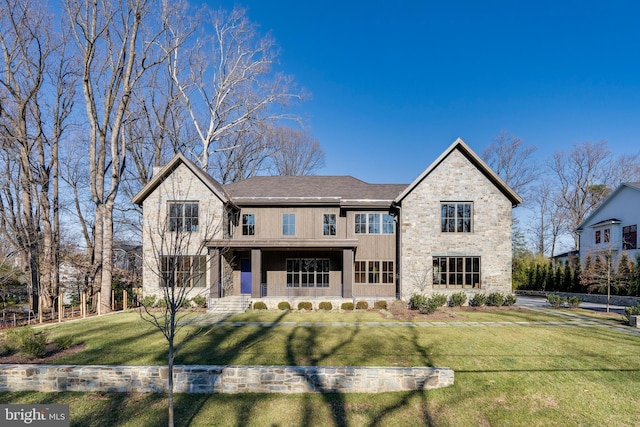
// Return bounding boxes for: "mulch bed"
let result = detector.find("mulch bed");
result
[0,343,86,364]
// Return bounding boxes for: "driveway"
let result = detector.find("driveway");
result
[515,295,627,315]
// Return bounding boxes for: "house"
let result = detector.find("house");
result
[575,182,640,266]
[132,138,522,307]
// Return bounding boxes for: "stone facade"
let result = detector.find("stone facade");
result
[141,162,226,300]
[0,365,454,394]
[399,148,514,299]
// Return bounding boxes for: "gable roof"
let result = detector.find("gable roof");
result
[224,176,407,206]
[131,153,232,206]
[394,138,522,206]
[575,182,640,232]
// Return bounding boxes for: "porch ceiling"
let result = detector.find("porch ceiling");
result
[206,238,358,249]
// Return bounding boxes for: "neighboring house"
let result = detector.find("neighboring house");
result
[132,138,522,305]
[575,182,640,266]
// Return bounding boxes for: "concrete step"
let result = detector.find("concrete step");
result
[208,296,251,314]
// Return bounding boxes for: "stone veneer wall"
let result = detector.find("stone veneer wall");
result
[400,149,514,300]
[0,365,454,394]
[142,162,225,300]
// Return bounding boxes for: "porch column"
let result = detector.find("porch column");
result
[342,248,353,298]
[209,248,220,299]
[251,248,262,298]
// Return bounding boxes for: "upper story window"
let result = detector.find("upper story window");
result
[323,214,336,236]
[623,225,637,250]
[595,228,611,245]
[242,214,255,236]
[354,213,394,234]
[283,213,296,236]
[441,202,472,233]
[168,202,198,232]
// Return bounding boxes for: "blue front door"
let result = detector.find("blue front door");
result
[241,259,252,294]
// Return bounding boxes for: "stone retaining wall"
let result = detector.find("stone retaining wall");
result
[0,365,454,394]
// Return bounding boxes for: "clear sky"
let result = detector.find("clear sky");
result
[211,0,640,185]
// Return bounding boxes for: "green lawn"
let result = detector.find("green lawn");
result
[1,308,639,426]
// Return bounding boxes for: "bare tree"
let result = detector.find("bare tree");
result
[528,179,566,256]
[550,140,640,249]
[168,6,304,172]
[0,0,75,313]
[482,131,539,198]
[65,0,169,313]
[139,181,224,427]
[267,126,325,176]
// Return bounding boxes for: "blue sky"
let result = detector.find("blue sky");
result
[212,0,640,184]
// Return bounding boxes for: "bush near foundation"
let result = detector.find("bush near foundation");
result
[470,293,487,307]
[277,301,291,311]
[341,302,354,310]
[297,301,313,311]
[252,301,268,310]
[449,291,467,307]
[487,292,506,307]
[318,301,333,311]
[374,300,387,310]
[355,301,368,310]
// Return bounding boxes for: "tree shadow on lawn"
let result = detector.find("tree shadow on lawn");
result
[282,320,440,427]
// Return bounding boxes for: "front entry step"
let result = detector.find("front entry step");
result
[208,296,251,314]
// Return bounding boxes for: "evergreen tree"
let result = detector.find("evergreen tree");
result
[573,258,584,293]
[615,253,632,295]
[554,262,563,292]
[563,261,573,292]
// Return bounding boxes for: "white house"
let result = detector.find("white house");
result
[575,182,640,266]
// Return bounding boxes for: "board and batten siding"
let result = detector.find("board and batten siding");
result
[233,206,345,239]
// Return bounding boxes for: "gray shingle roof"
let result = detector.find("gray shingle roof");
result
[223,176,407,203]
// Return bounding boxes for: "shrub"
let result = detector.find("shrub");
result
[567,296,582,308]
[278,301,291,311]
[252,301,268,310]
[54,335,74,351]
[547,294,566,308]
[298,301,313,311]
[155,298,167,308]
[192,295,207,308]
[487,292,506,307]
[374,300,387,310]
[21,330,48,359]
[341,302,354,310]
[504,294,517,306]
[141,295,157,307]
[430,293,448,308]
[409,294,427,310]
[355,301,368,310]
[419,298,441,314]
[449,291,467,307]
[470,293,487,307]
[624,303,640,322]
[318,301,333,311]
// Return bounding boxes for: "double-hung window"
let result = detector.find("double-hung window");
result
[283,213,296,236]
[242,214,255,236]
[441,202,472,232]
[623,225,637,250]
[168,202,199,232]
[323,214,336,236]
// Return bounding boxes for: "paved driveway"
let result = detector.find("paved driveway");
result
[515,295,626,314]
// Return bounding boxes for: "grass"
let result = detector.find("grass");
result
[1,308,640,426]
